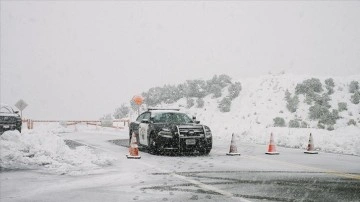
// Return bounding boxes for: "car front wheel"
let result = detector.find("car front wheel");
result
[201,148,211,155]
[148,135,158,154]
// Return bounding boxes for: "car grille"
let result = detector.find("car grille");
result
[178,127,204,137]
[0,116,19,123]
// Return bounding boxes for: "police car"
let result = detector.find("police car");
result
[129,108,212,155]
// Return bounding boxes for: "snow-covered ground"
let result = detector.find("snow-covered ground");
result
[1,74,359,175]
[1,123,360,202]
[1,119,359,176]
[0,124,116,175]
[154,74,360,156]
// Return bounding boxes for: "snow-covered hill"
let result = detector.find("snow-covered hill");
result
[150,74,360,155]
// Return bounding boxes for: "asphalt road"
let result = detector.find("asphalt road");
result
[1,130,359,202]
[109,138,360,202]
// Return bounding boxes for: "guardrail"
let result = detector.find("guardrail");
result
[22,119,130,130]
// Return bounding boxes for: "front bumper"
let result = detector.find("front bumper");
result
[154,127,212,152]
[0,123,21,133]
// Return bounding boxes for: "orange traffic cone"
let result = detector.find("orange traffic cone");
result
[126,132,141,159]
[265,133,279,155]
[226,133,241,156]
[304,133,318,154]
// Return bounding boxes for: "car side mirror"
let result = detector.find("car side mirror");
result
[195,120,200,124]
[141,119,150,124]
[14,111,19,114]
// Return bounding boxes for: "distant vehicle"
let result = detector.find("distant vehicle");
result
[0,104,22,134]
[129,108,212,155]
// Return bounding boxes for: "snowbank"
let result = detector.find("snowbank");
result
[235,126,360,156]
[200,120,360,156]
[0,130,115,175]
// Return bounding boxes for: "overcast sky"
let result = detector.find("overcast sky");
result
[1,1,360,120]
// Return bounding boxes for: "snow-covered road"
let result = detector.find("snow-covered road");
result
[1,127,360,202]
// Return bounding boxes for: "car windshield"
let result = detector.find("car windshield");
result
[152,112,193,124]
[0,106,13,114]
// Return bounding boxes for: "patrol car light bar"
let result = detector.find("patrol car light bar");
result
[147,108,180,111]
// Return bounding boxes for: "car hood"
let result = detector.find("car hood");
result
[153,123,203,130]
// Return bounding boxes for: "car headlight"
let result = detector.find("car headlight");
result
[158,128,173,138]
[204,126,212,138]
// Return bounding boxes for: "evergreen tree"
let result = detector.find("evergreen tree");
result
[349,81,359,93]
[351,91,360,104]
[273,117,286,127]
[228,82,242,100]
[218,97,232,112]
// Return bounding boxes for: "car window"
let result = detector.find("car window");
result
[143,112,150,120]
[136,114,145,122]
[136,112,151,122]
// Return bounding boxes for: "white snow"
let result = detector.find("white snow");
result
[0,125,115,175]
[1,74,359,175]
[155,73,360,156]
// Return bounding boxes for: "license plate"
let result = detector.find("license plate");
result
[186,139,196,145]
[3,125,10,129]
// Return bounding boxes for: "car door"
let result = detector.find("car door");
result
[139,112,150,146]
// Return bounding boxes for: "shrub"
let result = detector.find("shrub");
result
[295,78,323,95]
[273,117,286,127]
[327,125,334,131]
[161,84,183,104]
[326,85,334,95]
[186,80,207,98]
[319,109,340,126]
[309,105,339,125]
[209,84,222,98]
[284,90,299,113]
[218,97,232,112]
[140,74,235,107]
[317,122,325,129]
[325,78,335,87]
[304,91,320,105]
[218,74,232,87]
[309,104,330,120]
[347,119,357,126]
[289,119,300,128]
[176,83,188,98]
[349,81,359,93]
[338,102,348,111]
[285,90,291,101]
[228,82,242,100]
[351,91,360,104]
[206,74,232,90]
[314,93,331,108]
[186,98,195,108]
[142,87,163,106]
[196,98,204,108]
[301,121,308,128]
